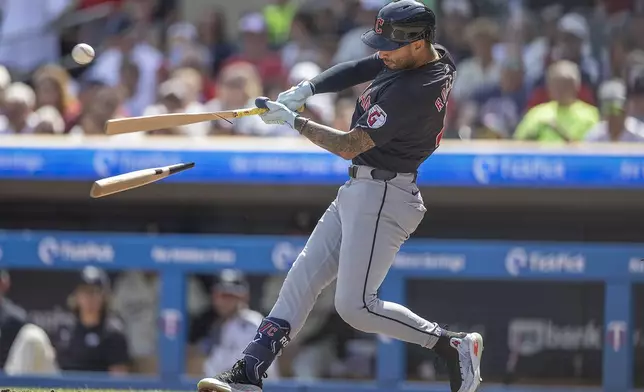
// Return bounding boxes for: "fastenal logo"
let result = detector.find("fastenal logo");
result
[629,258,644,273]
[271,242,303,271]
[505,247,585,276]
[37,237,115,265]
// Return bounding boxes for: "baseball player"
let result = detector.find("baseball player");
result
[198,2,483,392]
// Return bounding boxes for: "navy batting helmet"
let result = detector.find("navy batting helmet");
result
[361,0,436,51]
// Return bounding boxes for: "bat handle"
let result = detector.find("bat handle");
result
[255,96,305,113]
[255,96,270,110]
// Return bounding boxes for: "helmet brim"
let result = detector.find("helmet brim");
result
[361,30,405,51]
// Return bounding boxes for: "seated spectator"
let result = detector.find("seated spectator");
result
[585,79,644,142]
[514,60,599,142]
[281,13,321,70]
[142,78,209,137]
[33,106,66,135]
[0,65,11,112]
[69,86,124,135]
[117,59,140,118]
[451,17,502,103]
[458,57,529,139]
[53,267,130,374]
[525,13,598,109]
[188,270,279,379]
[86,14,163,117]
[198,9,237,78]
[628,66,644,121]
[332,0,384,65]
[33,64,81,128]
[222,12,285,92]
[0,83,38,134]
[435,0,473,64]
[0,270,57,375]
[205,62,272,136]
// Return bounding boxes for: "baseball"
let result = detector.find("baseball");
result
[72,43,95,65]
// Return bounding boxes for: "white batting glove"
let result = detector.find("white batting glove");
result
[259,99,298,129]
[276,81,314,112]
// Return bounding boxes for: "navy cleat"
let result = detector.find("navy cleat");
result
[198,359,263,392]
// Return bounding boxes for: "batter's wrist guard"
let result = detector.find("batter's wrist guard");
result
[242,317,291,382]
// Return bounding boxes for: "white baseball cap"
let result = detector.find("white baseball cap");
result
[558,13,589,41]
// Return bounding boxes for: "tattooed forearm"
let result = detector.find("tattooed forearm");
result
[294,117,375,159]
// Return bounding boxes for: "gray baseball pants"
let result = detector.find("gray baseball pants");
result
[268,165,442,348]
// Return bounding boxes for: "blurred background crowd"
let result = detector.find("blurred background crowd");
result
[2,0,644,142]
[0,0,644,389]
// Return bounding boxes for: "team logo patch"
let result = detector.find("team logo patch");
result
[367,104,387,129]
[375,18,384,34]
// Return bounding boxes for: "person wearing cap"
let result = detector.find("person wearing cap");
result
[221,12,285,92]
[585,77,644,142]
[514,60,599,142]
[525,12,598,110]
[0,82,38,134]
[52,266,130,374]
[189,270,279,379]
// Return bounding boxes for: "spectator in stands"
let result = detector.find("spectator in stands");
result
[70,86,123,135]
[33,106,66,135]
[526,13,598,109]
[522,4,563,83]
[0,83,38,134]
[118,59,141,117]
[53,266,130,374]
[281,13,321,71]
[451,17,502,103]
[143,77,209,137]
[435,0,473,63]
[166,22,212,72]
[0,0,72,74]
[111,271,158,374]
[222,12,285,92]
[33,65,81,128]
[205,62,270,136]
[263,0,299,48]
[332,0,382,65]
[585,79,644,142]
[188,270,279,379]
[0,66,11,111]
[457,57,529,139]
[627,67,644,121]
[87,13,163,117]
[514,60,599,142]
[0,270,58,375]
[198,9,236,78]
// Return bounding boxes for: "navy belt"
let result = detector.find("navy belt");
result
[348,165,416,183]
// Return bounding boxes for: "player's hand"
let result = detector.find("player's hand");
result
[258,99,298,129]
[276,81,313,111]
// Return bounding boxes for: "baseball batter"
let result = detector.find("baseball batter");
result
[198,1,483,392]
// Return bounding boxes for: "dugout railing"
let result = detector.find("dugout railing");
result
[0,230,640,392]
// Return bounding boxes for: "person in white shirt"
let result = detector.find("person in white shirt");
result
[585,78,644,142]
[0,83,38,134]
[86,14,163,117]
[451,17,502,103]
[194,270,279,379]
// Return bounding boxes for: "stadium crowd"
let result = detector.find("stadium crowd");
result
[1,0,644,142]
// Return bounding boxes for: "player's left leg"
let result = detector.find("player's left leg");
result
[335,174,483,392]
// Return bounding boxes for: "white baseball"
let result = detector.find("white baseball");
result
[72,43,95,65]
